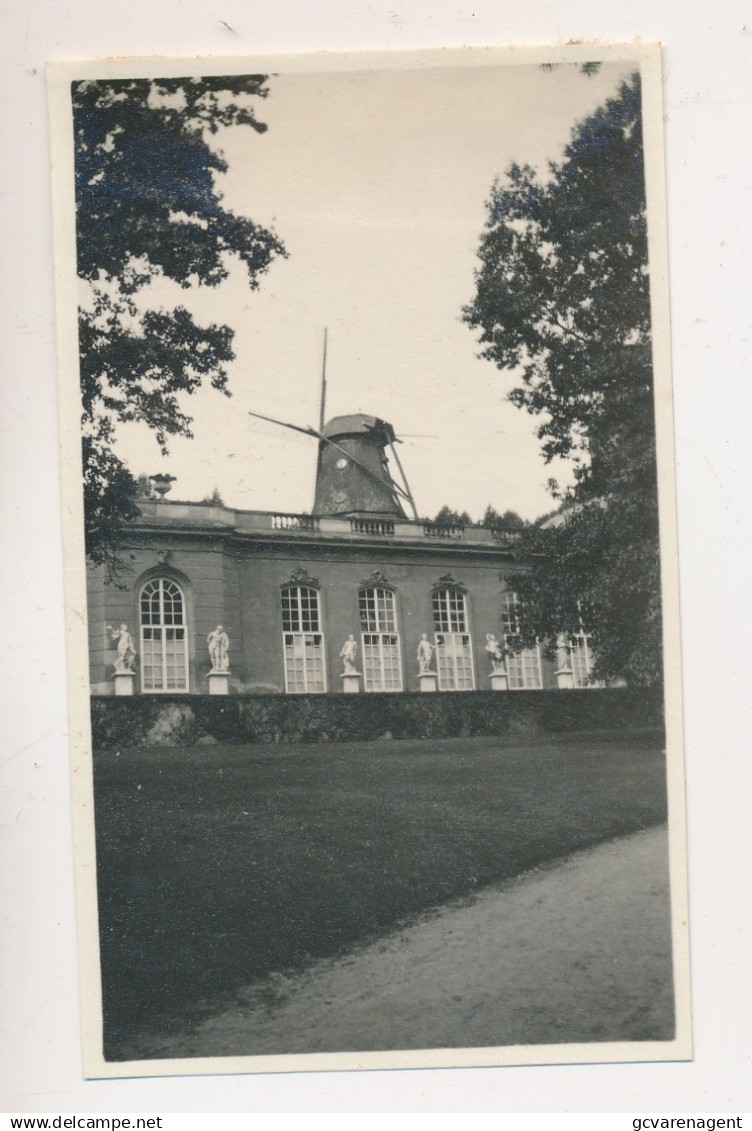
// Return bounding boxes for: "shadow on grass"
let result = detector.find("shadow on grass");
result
[93,729,667,1058]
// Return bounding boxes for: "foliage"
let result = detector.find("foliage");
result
[74,76,286,574]
[463,75,662,686]
[480,505,527,531]
[428,504,528,531]
[134,473,155,499]
[201,487,225,505]
[504,496,661,687]
[432,505,472,526]
[540,61,603,78]
[82,427,142,580]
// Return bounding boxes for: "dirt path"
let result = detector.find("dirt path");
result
[137,826,674,1059]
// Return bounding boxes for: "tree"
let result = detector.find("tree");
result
[201,487,225,505]
[134,473,155,499]
[74,77,286,576]
[462,75,662,686]
[432,505,472,527]
[480,505,527,531]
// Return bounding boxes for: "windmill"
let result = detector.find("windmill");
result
[249,330,419,520]
[248,408,419,519]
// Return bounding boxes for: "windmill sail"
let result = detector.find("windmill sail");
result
[248,410,418,518]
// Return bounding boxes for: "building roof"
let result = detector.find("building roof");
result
[126,498,523,555]
[321,415,398,445]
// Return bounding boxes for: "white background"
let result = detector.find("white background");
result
[1,0,750,1116]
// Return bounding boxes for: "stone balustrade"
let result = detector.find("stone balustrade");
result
[422,522,465,539]
[135,500,519,546]
[271,513,321,531]
[350,516,395,536]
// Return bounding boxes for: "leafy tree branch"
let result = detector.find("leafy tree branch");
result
[74,76,287,576]
[463,75,662,685]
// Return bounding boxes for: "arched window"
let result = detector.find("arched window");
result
[281,585,326,693]
[432,586,475,690]
[358,585,403,692]
[139,578,189,692]
[501,592,542,689]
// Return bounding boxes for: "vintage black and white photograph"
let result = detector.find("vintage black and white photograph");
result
[48,45,689,1077]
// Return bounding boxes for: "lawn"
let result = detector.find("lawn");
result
[93,729,667,1058]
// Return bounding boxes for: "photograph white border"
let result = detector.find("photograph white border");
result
[2,0,750,1114]
[48,42,690,1081]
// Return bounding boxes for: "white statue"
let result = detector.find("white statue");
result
[339,634,359,675]
[207,625,230,672]
[485,633,505,673]
[417,633,435,674]
[107,623,136,673]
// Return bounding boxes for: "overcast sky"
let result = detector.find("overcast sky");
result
[115,58,639,521]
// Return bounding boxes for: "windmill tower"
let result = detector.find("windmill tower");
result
[313,414,406,518]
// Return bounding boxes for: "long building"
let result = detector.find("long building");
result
[87,414,595,697]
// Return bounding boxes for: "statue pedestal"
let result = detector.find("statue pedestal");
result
[341,672,361,694]
[489,671,509,692]
[113,671,136,696]
[555,668,575,690]
[208,670,230,695]
[418,672,438,693]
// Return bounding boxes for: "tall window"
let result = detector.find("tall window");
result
[281,585,326,693]
[558,610,602,688]
[501,592,542,690]
[570,632,595,687]
[359,586,403,691]
[140,578,189,692]
[432,587,475,690]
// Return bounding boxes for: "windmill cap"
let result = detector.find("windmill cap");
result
[322,414,397,445]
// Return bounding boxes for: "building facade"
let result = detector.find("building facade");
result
[87,415,595,696]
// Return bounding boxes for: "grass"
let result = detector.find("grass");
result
[93,729,667,1058]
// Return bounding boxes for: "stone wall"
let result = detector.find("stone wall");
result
[90,688,664,749]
